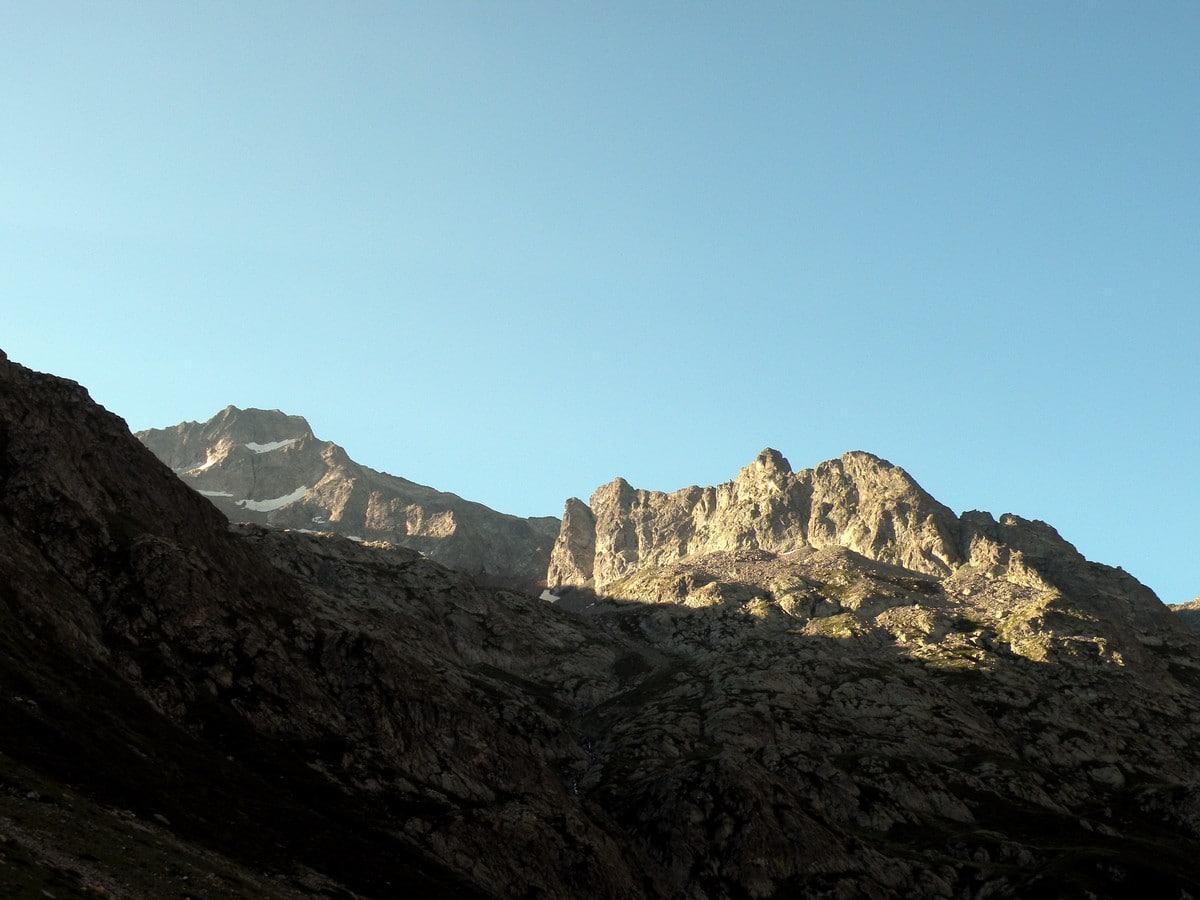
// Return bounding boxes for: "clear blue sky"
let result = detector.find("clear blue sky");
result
[4,2,1197,601]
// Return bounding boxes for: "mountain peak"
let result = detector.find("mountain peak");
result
[550,447,968,592]
[137,406,559,592]
[752,446,792,474]
[839,448,890,466]
[206,406,315,444]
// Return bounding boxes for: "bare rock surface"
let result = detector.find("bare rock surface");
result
[5,348,1200,898]
[138,407,559,593]
[548,448,965,592]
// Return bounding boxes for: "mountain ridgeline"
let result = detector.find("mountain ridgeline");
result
[550,447,1082,591]
[544,449,1174,652]
[137,407,559,594]
[5,347,1200,898]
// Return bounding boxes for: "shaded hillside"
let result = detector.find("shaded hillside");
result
[0,350,670,898]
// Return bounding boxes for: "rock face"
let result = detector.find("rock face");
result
[548,448,964,592]
[7,350,1200,898]
[538,447,1200,893]
[138,407,559,593]
[547,447,1122,601]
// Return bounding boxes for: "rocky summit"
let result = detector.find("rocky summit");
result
[548,447,964,592]
[137,407,559,593]
[5,350,1200,898]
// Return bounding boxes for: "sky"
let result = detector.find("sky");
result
[3,2,1197,602]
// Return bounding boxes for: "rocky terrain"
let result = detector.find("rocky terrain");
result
[0,351,666,898]
[137,408,559,594]
[5,349,1200,898]
[1171,597,1200,633]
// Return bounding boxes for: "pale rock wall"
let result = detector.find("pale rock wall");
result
[549,448,967,592]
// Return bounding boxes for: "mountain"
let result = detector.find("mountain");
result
[137,407,559,593]
[6,348,1200,897]
[1172,597,1200,633]
[549,448,962,592]
[541,449,1200,892]
[548,447,1188,671]
[0,351,671,897]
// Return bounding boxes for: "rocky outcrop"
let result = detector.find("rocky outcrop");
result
[550,448,968,593]
[547,448,1147,606]
[138,407,559,593]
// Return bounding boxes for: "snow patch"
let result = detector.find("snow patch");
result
[539,589,560,602]
[198,490,235,497]
[237,485,309,512]
[346,535,364,543]
[245,438,298,453]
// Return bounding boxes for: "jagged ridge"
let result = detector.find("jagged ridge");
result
[551,447,1108,597]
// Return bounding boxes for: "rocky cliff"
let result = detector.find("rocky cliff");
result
[549,447,1104,597]
[6,350,1200,898]
[138,407,559,593]
[549,449,962,591]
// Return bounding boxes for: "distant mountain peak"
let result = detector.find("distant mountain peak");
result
[138,408,559,593]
